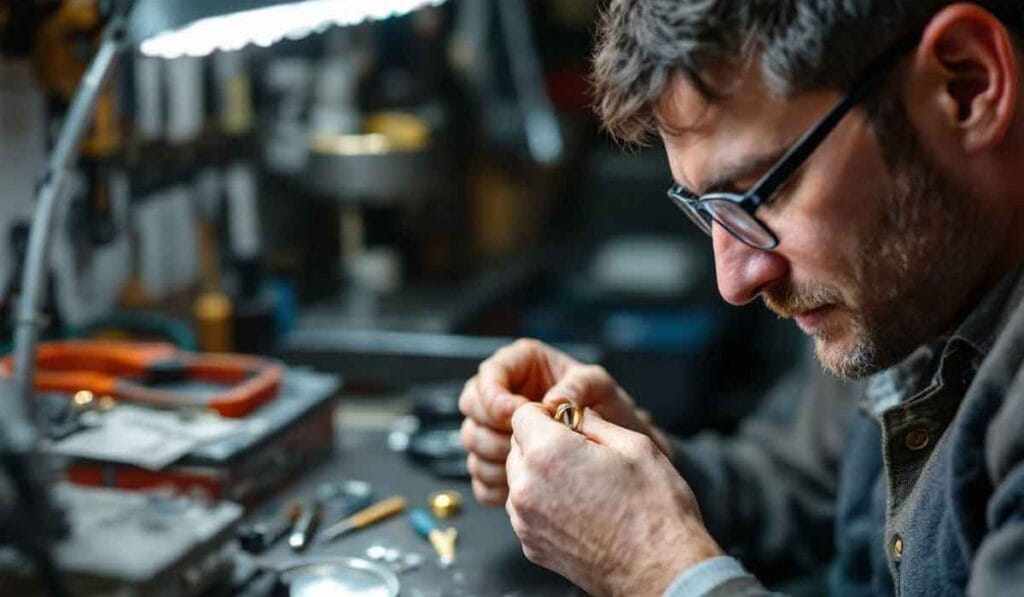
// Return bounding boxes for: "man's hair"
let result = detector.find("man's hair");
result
[593,1,1024,145]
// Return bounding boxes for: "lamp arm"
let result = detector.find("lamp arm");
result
[10,5,131,441]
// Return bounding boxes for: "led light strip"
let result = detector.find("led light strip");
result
[140,0,448,59]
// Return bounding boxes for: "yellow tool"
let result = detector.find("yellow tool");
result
[318,495,407,543]
[409,508,457,568]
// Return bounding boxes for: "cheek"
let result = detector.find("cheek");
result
[764,119,894,285]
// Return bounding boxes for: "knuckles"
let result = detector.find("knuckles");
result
[457,377,476,416]
[512,337,543,353]
[620,434,658,467]
[459,418,475,451]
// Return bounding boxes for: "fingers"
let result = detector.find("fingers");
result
[467,453,507,486]
[471,478,507,506]
[509,402,590,477]
[458,374,527,432]
[539,364,618,410]
[460,417,512,462]
[462,418,513,507]
[578,408,659,461]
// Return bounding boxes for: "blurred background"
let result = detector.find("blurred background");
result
[0,0,804,438]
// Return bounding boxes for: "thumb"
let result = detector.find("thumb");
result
[577,408,651,455]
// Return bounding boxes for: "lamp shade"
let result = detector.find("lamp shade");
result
[129,0,447,58]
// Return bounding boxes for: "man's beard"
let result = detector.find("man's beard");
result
[763,137,975,379]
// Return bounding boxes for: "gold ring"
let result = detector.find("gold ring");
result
[554,403,583,432]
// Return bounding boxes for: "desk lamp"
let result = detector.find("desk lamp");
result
[3,0,446,592]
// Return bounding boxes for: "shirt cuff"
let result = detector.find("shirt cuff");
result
[663,556,756,596]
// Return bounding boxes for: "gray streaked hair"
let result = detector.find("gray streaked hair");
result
[593,1,1023,144]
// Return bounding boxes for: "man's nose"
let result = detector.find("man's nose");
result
[712,224,789,306]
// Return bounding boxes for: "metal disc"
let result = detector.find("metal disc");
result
[280,557,400,597]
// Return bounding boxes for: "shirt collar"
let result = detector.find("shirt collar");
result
[866,263,1024,414]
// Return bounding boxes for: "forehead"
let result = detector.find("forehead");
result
[656,68,839,189]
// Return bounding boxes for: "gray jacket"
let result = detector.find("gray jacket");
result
[666,265,1024,596]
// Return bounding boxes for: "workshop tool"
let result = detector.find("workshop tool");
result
[554,402,584,432]
[319,496,407,543]
[288,500,323,552]
[409,508,457,568]
[0,339,283,417]
[238,501,304,555]
[428,490,463,519]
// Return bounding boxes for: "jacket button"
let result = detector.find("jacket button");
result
[904,427,930,451]
[892,535,904,560]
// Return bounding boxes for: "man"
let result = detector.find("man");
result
[459,1,1024,595]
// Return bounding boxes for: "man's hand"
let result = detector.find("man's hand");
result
[458,339,672,506]
[506,404,723,596]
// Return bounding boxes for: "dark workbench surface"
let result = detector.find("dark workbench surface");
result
[258,423,580,597]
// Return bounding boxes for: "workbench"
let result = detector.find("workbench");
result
[255,421,579,596]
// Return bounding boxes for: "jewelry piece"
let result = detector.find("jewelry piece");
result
[554,402,583,432]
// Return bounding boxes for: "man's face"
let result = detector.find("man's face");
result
[658,69,980,378]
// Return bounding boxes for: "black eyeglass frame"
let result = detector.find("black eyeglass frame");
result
[667,32,921,250]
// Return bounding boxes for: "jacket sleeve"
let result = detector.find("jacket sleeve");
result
[670,349,864,575]
[967,360,1024,595]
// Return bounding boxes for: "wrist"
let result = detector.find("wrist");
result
[609,523,723,596]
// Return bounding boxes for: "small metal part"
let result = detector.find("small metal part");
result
[73,390,95,408]
[429,528,458,568]
[366,545,390,561]
[554,403,583,432]
[288,501,322,552]
[428,490,463,519]
[402,552,424,568]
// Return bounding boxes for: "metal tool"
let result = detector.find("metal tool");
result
[409,508,457,568]
[554,403,583,432]
[238,501,303,554]
[0,339,283,417]
[288,501,323,552]
[318,496,407,543]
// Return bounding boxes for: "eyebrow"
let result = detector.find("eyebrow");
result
[697,147,791,196]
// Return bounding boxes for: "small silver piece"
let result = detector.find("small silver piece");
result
[366,545,390,561]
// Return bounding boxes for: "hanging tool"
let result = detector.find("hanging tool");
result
[319,496,407,544]
[409,508,457,568]
[0,340,283,417]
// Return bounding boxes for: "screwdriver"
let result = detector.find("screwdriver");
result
[318,495,407,543]
[409,508,457,568]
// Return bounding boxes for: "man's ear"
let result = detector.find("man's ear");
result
[908,3,1018,153]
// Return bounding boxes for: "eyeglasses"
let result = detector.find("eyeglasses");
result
[667,32,920,250]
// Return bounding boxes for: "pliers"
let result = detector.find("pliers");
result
[0,340,283,417]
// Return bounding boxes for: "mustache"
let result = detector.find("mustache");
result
[762,281,842,318]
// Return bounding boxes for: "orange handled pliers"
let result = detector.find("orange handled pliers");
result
[0,340,283,417]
